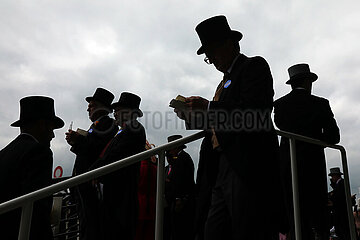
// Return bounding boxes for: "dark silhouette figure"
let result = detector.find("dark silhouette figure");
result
[274,63,340,239]
[91,92,146,240]
[65,87,118,240]
[0,96,64,240]
[135,140,157,240]
[164,135,195,240]
[328,167,353,240]
[174,15,285,239]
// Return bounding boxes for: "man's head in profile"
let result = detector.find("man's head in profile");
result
[11,96,64,146]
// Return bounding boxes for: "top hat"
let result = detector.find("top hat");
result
[195,15,243,55]
[85,87,114,108]
[286,63,318,85]
[328,167,344,176]
[167,134,187,149]
[111,92,143,117]
[11,96,64,129]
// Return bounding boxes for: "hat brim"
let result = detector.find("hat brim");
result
[85,97,112,109]
[111,103,143,117]
[197,30,243,55]
[286,72,318,85]
[11,116,65,129]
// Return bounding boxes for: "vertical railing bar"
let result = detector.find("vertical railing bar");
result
[18,201,33,240]
[340,148,357,240]
[289,137,302,240]
[155,150,165,240]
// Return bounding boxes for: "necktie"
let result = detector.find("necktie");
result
[211,73,229,149]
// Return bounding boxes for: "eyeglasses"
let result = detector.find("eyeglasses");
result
[204,57,212,65]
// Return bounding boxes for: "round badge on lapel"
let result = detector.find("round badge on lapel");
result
[224,80,232,88]
[88,128,93,133]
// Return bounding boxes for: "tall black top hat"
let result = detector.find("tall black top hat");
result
[286,63,318,85]
[167,134,187,149]
[85,87,114,108]
[11,96,64,129]
[195,15,243,55]
[328,167,343,176]
[111,92,143,117]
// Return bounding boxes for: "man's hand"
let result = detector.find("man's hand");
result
[186,96,209,111]
[65,130,81,146]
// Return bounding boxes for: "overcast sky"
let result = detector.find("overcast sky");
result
[1,0,360,194]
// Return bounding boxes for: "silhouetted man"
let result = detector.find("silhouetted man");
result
[65,87,118,240]
[91,92,146,240]
[274,63,340,239]
[328,167,352,240]
[0,96,64,240]
[174,15,284,239]
[164,135,195,240]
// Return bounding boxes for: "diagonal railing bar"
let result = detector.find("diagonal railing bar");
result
[0,129,355,240]
[0,130,206,240]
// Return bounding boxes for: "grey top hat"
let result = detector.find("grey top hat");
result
[195,15,242,55]
[328,167,343,176]
[286,63,318,85]
[11,96,64,129]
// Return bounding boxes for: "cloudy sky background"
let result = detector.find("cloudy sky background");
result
[1,0,360,194]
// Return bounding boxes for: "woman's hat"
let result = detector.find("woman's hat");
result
[286,63,318,85]
[85,87,114,108]
[195,15,243,55]
[111,92,143,117]
[11,96,64,129]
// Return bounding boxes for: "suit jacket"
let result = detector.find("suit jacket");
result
[274,89,340,232]
[190,54,279,183]
[191,54,285,233]
[71,115,118,175]
[165,150,195,203]
[0,134,53,240]
[91,119,146,240]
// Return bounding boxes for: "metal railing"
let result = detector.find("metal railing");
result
[0,129,356,240]
[276,130,357,240]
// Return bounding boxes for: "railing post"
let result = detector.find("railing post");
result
[340,148,357,240]
[18,202,33,240]
[289,138,302,240]
[155,150,165,240]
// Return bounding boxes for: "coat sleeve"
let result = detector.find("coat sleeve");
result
[320,99,340,144]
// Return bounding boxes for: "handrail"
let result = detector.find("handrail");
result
[0,130,206,240]
[276,130,357,240]
[0,129,355,240]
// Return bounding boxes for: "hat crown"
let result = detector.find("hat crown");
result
[288,64,311,78]
[86,87,114,107]
[329,167,343,176]
[195,15,242,55]
[12,96,64,128]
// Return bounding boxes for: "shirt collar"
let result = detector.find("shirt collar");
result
[20,133,39,143]
[227,53,240,74]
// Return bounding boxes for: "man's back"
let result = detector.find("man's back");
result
[274,89,340,143]
[0,134,53,239]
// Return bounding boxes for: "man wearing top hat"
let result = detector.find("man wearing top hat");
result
[0,96,64,239]
[174,15,284,239]
[91,92,146,240]
[274,63,340,239]
[65,87,118,240]
[328,167,352,240]
[164,135,195,240]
